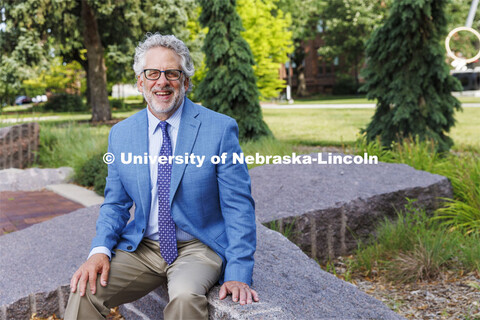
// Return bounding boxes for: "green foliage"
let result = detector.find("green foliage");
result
[434,153,480,235]
[353,201,480,282]
[237,0,293,100]
[197,0,271,140]
[43,94,88,113]
[2,0,201,119]
[360,0,463,153]
[22,57,85,97]
[276,0,324,97]
[354,136,480,236]
[75,152,108,196]
[319,0,390,86]
[332,74,359,95]
[445,0,480,62]
[108,98,130,111]
[35,122,109,170]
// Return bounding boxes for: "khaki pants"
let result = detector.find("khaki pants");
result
[64,239,223,320]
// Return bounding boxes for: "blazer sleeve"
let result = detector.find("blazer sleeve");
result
[90,125,133,252]
[216,118,256,285]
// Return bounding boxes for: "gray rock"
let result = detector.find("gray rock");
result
[0,205,99,316]
[0,167,74,191]
[250,153,452,261]
[123,224,403,320]
[0,205,403,319]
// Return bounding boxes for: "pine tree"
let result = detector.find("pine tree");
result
[197,0,271,140]
[361,0,462,153]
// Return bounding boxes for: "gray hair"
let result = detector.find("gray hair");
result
[133,33,194,92]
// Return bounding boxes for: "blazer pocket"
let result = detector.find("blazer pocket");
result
[214,231,228,249]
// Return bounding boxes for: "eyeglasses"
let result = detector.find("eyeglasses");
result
[143,69,183,81]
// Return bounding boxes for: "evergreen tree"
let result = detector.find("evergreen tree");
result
[197,0,271,140]
[361,0,462,153]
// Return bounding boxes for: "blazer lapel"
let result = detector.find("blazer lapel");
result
[133,109,152,216]
[170,98,200,203]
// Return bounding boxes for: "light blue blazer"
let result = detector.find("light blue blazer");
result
[91,98,256,285]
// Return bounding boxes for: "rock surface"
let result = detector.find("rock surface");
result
[249,154,453,261]
[0,206,403,319]
[0,167,73,192]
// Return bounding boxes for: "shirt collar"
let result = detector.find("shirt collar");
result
[147,98,184,135]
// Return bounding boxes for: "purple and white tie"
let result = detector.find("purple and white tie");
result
[157,121,178,264]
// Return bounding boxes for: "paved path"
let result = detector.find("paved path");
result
[0,190,84,235]
[0,167,104,236]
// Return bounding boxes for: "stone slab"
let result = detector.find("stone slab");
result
[121,224,403,320]
[0,167,73,192]
[46,184,104,207]
[0,205,402,319]
[0,205,99,310]
[249,154,453,260]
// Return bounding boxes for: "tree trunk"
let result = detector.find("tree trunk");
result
[81,0,111,122]
[354,55,359,94]
[296,67,308,97]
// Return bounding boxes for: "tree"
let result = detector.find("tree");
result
[22,57,84,97]
[319,0,390,88]
[277,0,324,96]
[361,0,462,153]
[1,0,199,120]
[237,0,293,100]
[197,0,271,140]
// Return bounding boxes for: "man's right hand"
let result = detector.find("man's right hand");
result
[70,253,110,296]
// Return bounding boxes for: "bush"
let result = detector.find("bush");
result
[43,93,88,112]
[332,74,359,95]
[109,98,131,111]
[75,151,108,196]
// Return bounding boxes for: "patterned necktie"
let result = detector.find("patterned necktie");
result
[157,121,178,264]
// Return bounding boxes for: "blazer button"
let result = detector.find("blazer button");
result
[142,229,145,233]
[127,245,133,250]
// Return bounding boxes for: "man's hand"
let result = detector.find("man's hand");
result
[70,253,110,296]
[219,281,259,305]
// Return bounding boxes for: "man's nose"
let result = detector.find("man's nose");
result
[155,72,170,86]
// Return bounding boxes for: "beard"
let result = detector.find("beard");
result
[143,82,185,116]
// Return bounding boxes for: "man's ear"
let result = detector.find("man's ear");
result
[183,77,190,92]
[137,75,144,93]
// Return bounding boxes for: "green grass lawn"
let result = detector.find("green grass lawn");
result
[281,94,480,105]
[262,107,480,149]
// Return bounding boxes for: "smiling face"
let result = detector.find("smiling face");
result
[137,46,189,120]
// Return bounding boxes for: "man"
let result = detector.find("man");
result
[65,33,258,320]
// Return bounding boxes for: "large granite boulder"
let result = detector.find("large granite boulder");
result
[0,205,403,319]
[250,153,452,261]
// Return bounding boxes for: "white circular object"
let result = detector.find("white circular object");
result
[445,26,480,63]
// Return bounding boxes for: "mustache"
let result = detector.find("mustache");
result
[151,86,174,92]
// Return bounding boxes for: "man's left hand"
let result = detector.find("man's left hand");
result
[219,281,259,305]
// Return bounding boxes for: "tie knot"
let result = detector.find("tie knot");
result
[159,121,168,132]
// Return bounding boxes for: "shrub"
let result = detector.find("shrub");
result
[75,151,108,196]
[332,74,359,95]
[109,98,131,111]
[43,93,88,112]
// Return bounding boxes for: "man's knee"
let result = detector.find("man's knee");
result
[170,290,205,304]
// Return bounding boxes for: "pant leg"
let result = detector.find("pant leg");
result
[64,243,166,320]
[163,239,223,320]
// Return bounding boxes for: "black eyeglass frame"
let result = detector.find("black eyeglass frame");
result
[143,69,183,81]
